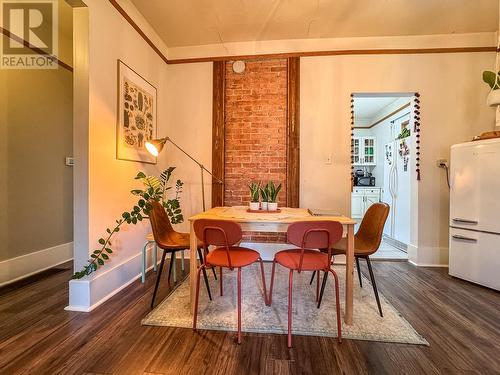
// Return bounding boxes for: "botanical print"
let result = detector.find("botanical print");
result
[122,78,154,149]
[117,60,157,164]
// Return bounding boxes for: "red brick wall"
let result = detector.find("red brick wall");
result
[224,59,288,208]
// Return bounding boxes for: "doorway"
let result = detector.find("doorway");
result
[351,93,419,260]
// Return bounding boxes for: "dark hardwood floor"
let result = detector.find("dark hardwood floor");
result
[1,260,499,375]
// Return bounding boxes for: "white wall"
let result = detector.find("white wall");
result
[70,0,168,310]
[301,52,495,265]
[162,63,213,233]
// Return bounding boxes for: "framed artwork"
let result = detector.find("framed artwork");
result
[116,60,157,164]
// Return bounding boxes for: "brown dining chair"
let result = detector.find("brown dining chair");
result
[311,202,390,317]
[148,200,215,308]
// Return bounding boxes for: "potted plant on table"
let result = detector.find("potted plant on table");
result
[267,181,282,211]
[260,183,270,210]
[248,181,261,210]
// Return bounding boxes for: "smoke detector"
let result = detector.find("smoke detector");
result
[232,60,246,74]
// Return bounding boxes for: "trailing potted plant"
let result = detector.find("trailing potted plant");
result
[483,70,500,106]
[260,183,270,210]
[267,181,282,211]
[248,181,261,210]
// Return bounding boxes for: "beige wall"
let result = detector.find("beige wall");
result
[163,63,213,233]
[0,0,74,263]
[301,52,495,261]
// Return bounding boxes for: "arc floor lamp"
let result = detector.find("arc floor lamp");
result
[145,137,223,211]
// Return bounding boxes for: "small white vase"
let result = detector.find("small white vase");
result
[261,201,269,211]
[268,202,278,211]
[249,202,260,210]
[487,90,500,107]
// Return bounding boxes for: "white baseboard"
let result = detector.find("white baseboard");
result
[0,242,73,287]
[66,243,157,312]
[408,244,448,267]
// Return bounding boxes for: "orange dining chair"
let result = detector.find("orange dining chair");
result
[192,219,268,344]
[312,203,390,317]
[148,200,214,308]
[267,221,343,348]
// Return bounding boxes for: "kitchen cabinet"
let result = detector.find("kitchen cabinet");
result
[351,187,381,219]
[353,137,376,166]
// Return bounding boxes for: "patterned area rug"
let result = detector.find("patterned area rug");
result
[142,263,428,345]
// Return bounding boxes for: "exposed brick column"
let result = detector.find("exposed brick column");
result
[224,59,288,206]
[224,59,288,242]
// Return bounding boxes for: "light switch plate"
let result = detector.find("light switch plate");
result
[65,157,74,166]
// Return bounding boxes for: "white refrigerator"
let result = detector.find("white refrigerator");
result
[383,138,412,246]
[449,138,500,291]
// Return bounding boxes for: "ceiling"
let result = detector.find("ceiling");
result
[130,0,498,48]
[354,96,405,127]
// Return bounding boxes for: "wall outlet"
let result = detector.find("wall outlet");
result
[65,157,75,166]
[436,158,448,168]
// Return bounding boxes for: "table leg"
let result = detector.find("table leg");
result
[345,224,354,325]
[190,220,198,314]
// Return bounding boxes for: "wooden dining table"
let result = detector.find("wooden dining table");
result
[188,206,357,325]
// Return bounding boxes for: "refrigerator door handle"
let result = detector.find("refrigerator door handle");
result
[452,218,479,225]
[451,234,478,243]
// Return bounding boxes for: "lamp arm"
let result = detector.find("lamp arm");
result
[163,136,223,184]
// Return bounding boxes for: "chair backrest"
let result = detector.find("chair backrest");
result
[356,202,390,254]
[287,221,343,272]
[193,219,243,269]
[148,200,175,247]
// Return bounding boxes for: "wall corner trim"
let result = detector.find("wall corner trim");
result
[66,245,158,312]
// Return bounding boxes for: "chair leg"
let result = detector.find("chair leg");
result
[317,271,329,308]
[211,262,218,280]
[329,269,342,343]
[356,257,362,287]
[172,252,177,282]
[192,266,204,331]
[316,269,320,302]
[268,260,277,306]
[219,266,223,296]
[197,248,212,301]
[258,258,268,305]
[287,270,294,348]
[237,267,242,344]
[153,243,158,272]
[151,249,167,308]
[167,251,176,284]
[180,249,185,271]
[309,270,316,285]
[366,257,383,317]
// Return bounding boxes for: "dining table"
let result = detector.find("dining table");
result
[188,206,357,325]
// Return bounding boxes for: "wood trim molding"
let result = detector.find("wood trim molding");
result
[167,46,496,65]
[211,61,225,207]
[287,57,300,207]
[0,26,73,72]
[353,102,411,129]
[108,0,168,65]
[107,1,496,66]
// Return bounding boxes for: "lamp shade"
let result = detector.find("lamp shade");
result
[145,138,167,157]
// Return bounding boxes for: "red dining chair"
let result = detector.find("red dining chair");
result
[192,219,268,344]
[268,221,343,348]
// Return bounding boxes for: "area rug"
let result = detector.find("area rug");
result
[142,263,428,345]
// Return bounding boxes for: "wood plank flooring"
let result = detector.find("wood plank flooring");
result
[0,260,499,374]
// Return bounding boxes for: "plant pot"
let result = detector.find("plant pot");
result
[249,202,260,211]
[268,202,278,211]
[261,202,269,211]
[487,90,500,107]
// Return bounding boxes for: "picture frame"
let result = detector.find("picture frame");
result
[116,59,157,164]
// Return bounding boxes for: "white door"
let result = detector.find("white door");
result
[449,227,500,291]
[450,139,500,234]
[382,142,395,236]
[351,193,364,219]
[393,138,411,245]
